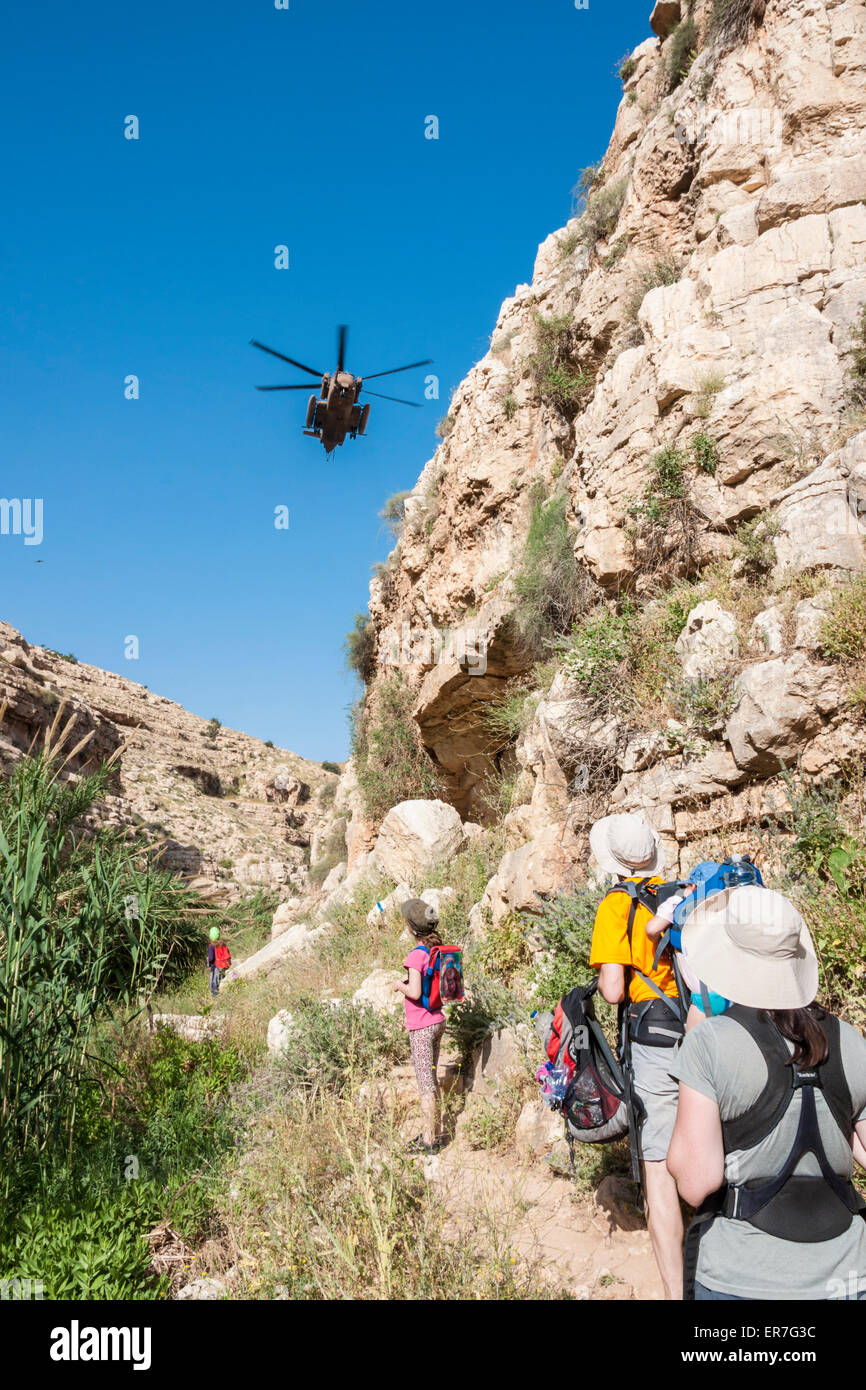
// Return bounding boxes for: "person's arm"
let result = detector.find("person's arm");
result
[598,962,626,1005]
[645,912,667,941]
[667,1082,725,1205]
[854,1120,866,1169]
[391,968,422,1001]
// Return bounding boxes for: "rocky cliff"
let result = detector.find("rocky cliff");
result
[0,620,338,900]
[346,0,866,915]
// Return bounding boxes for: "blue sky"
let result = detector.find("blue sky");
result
[0,0,652,761]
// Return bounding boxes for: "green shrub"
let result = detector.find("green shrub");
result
[264,739,275,748]
[819,574,866,665]
[351,676,440,822]
[344,612,376,685]
[571,162,604,215]
[512,482,591,659]
[666,671,738,737]
[618,54,638,83]
[667,14,699,89]
[473,915,533,986]
[526,312,590,414]
[380,490,411,541]
[0,752,207,1191]
[463,1083,526,1151]
[275,999,405,1096]
[602,236,629,270]
[850,302,866,406]
[321,759,341,774]
[503,393,518,419]
[734,514,778,579]
[578,176,629,249]
[690,431,720,475]
[694,368,726,418]
[557,602,637,702]
[205,717,221,739]
[625,257,683,330]
[529,884,601,1008]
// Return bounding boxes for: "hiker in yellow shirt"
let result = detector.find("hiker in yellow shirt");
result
[589,813,684,1300]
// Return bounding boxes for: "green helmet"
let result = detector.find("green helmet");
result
[209,926,220,942]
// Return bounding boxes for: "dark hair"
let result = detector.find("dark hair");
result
[409,921,442,948]
[758,1004,829,1068]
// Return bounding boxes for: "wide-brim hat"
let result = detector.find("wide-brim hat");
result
[400,897,439,932]
[680,885,818,1010]
[589,813,666,877]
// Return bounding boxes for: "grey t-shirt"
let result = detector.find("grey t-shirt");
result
[672,1014,866,1299]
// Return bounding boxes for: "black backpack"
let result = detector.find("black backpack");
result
[539,980,629,1150]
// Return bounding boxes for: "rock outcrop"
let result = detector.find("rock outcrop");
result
[348,0,866,884]
[0,619,338,899]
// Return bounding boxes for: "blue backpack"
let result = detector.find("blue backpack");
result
[667,857,764,1016]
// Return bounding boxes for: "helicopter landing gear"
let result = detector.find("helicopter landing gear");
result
[305,395,318,429]
[358,402,370,436]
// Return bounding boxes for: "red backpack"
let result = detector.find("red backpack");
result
[419,944,464,1010]
[214,943,231,971]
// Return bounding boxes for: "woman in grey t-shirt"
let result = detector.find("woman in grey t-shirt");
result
[667,885,866,1300]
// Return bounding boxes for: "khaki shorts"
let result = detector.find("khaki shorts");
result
[630,1040,680,1162]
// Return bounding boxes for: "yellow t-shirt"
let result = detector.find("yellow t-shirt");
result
[589,876,678,1004]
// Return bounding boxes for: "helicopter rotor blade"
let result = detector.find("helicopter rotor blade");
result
[337,324,348,374]
[361,389,423,407]
[255,384,320,391]
[361,359,433,380]
[249,340,324,377]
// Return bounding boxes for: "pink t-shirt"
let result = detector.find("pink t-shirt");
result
[402,947,446,1032]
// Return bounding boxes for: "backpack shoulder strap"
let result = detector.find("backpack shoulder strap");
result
[721,1006,799,1152]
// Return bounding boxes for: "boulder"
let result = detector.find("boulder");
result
[793,593,833,650]
[468,1025,535,1096]
[175,1277,228,1301]
[319,861,347,896]
[266,1009,295,1056]
[352,968,404,1015]
[514,1100,564,1158]
[750,606,785,656]
[649,0,681,40]
[149,1013,225,1043]
[271,900,298,939]
[419,886,456,919]
[725,652,844,774]
[594,1175,645,1233]
[227,922,326,981]
[373,800,466,884]
[675,600,739,679]
[481,822,584,925]
[365,881,412,929]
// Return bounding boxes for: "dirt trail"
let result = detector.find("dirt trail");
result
[428,1132,664,1300]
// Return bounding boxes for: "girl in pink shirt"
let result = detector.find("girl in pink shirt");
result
[391,897,447,1155]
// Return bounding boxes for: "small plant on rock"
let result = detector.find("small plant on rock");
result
[690,431,720,476]
[667,13,699,90]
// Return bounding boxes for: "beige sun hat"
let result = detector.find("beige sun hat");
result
[589,813,666,877]
[680,885,819,1010]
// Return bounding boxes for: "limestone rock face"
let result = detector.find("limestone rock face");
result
[0,618,335,899]
[227,922,326,981]
[481,823,584,926]
[725,653,844,774]
[373,800,466,883]
[675,601,739,679]
[514,1100,564,1158]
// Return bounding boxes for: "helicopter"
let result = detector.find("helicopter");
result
[251,324,432,454]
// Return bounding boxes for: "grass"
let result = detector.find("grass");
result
[511,480,595,661]
[819,574,866,665]
[577,176,629,250]
[690,431,720,476]
[350,676,440,823]
[462,1080,527,1152]
[273,997,406,1096]
[436,413,456,439]
[708,0,765,48]
[343,612,376,686]
[618,55,638,84]
[0,743,208,1196]
[733,513,778,580]
[379,490,411,541]
[693,368,726,419]
[525,312,591,414]
[667,14,699,90]
[850,302,866,406]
